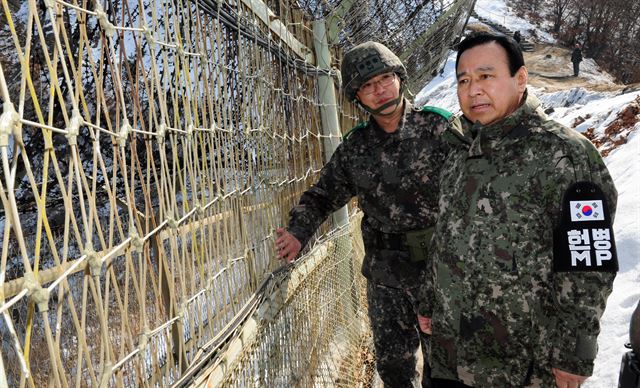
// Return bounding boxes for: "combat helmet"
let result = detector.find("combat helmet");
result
[341,41,407,102]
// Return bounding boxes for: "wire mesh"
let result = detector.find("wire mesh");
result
[0,0,473,386]
[202,217,370,387]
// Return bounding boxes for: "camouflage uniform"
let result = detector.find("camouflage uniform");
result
[287,100,452,387]
[424,92,617,387]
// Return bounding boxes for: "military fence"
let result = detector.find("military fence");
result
[0,0,474,386]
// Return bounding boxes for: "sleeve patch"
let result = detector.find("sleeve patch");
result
[553,181,618,272]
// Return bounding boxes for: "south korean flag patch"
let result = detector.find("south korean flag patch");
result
[553,181,618,272]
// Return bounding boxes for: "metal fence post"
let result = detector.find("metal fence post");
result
[312,20,349,229]
[312,20,359,329]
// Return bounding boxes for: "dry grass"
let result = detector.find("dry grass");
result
[583,96,640,156]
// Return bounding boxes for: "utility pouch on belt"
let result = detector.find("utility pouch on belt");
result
[404,227,434,262]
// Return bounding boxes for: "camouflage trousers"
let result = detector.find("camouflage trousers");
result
[367,282,431,388]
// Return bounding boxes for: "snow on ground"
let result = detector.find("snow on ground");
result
[578,57,618,86]
[587,129,640,387]
[415,52,460,112]
[416,2,640,387]
[473,0,555,43]
[540,88,640,134]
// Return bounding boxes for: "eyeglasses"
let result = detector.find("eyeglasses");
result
[358,73,397,95]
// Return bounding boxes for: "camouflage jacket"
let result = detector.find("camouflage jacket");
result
[426,92,617,386]
[287,100,452,288]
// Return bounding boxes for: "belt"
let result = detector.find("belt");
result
[373,230,407,251]
[369,227,434,262]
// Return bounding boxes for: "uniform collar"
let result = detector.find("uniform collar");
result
[460,90,544,157]
[367,98,414,144]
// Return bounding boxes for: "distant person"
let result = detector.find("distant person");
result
[276,41,459,387]
[513,30,521,44]
[571,43,583,76]
[619,300,640,387]
[420,31,618,387]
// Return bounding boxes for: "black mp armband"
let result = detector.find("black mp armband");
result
[553,181,618,272]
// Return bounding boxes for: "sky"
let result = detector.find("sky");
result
[416,1,640,386]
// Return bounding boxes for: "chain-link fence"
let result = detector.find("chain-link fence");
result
[0,0,473,386]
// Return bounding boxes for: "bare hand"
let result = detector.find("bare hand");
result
[417,315,432,334]
[275,228,302,263]
[552,368,588,388]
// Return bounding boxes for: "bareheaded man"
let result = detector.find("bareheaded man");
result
[422,31,618,388]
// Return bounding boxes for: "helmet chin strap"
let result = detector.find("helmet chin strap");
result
[359,84,406,117]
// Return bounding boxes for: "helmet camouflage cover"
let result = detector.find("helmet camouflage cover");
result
[341,41,407,101]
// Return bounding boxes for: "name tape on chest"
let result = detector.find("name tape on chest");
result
[553,181,618,272]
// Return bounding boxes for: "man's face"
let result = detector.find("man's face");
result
[355,72,401,115]
[456,42,527,125]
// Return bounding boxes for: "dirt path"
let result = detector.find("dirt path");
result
[524,44,639,93]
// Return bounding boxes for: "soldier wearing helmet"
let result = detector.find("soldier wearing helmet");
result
[275,41,459,387]
[341,41,408,117]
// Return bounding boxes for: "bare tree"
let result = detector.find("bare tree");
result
[551,0,573,33]
[549,0,640,83]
